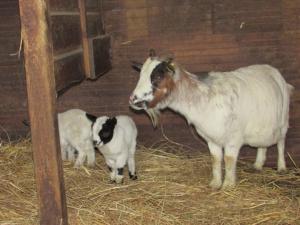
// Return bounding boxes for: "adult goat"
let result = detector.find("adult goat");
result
[129,49,293,189]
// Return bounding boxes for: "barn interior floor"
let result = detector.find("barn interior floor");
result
[0,139,299,225]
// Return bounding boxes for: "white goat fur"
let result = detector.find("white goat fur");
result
[92,115,138,183]
[58,109,95,167]
[131,58,293,189]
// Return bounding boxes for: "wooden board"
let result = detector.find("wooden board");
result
[89,35,111,79]
[86,0,100,10]
[51,15,82,54]
[54,49,85,94]
[48,0,78,11]
[87,14,104,37]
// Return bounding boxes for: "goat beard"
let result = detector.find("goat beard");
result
[145,108,160,128]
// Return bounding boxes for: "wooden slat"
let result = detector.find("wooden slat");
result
[51,15,82,54]
[86,0,100,11]
[54,50,85,94]
[18,0,68,224]
[87,14,104,36]
[213,1,282,33]
[48,0,78,11]
[88,35,111,79]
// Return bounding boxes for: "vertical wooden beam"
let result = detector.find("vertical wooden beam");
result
[78,0,94,78]
[18,0,68,225]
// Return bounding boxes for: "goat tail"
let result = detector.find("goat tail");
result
[280,81,294,136]
[287,84,294,96]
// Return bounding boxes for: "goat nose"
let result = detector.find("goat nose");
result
[129,94,137,103]
[93,140,97,145]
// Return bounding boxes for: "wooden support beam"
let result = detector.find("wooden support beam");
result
[18,0,68,225]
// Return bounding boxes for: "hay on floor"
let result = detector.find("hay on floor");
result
[0,139,299,225]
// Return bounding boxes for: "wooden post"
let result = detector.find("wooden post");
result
[18,0,68,225]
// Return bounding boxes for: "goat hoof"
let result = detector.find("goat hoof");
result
[277,169,288,175]
[129,172,138,180]
[130,175,138,180]
[73,164,82,169]
[87,162,95,168]
[244,165,262,173]
[209,180,222,190]
[221,181,236,190]
[115,177,124,184]
[115,180,124,184]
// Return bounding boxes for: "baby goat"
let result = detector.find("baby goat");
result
[58,109,96,167]
[129,49,293,189]
[90,115,138,184]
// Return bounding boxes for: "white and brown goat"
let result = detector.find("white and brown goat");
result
[129,49,293,189]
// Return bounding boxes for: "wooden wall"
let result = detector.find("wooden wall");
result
[0,0,299,165]
[0,0,28,139]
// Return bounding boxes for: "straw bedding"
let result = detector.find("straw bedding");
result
[0,139,299,225]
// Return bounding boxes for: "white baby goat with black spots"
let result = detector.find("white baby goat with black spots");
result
[58,109,96,167]
[129,49,293,189]
[91,115,138,184]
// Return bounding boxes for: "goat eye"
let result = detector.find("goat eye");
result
[143,91,152,97]
[151,73,163,85]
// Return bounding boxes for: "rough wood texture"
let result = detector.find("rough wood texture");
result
[18,0,68,224]
[0,0,28,139]
[79,0,109,79]
[89,35,111,78]
[87,14,105,37]
[78,0,93,78]
[54,50,84,94]
[51,15,82,54]
[1,0,299,166]
[48,0,78,11]
[49,1,85,92]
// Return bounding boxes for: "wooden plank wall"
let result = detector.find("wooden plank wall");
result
[0,0,299,165]
[0,0,28,139]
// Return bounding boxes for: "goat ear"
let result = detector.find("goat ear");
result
[131,60,142,72]
[166,57,173,64]
[86,113,97,123]
[109,117,117,127]
[149,49,156,58]
[104,117,117,129]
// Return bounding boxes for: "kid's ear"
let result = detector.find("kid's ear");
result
[103,117,117,130]
[86,113,97,123]
[110,117,117,127]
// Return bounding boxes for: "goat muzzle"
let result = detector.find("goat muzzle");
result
[129,99,148,111]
